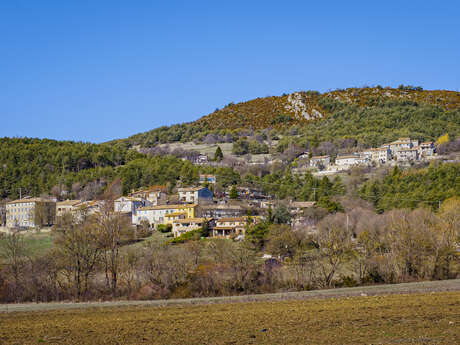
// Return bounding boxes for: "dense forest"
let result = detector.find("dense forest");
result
[360,163,460,212]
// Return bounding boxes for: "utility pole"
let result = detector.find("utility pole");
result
[18,188,22,199]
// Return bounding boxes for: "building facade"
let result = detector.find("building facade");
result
[335,155,367,167]
[394,148,418,161]
[198,204,244,219]
[6,198,56,229]
[114,196,149,215]
[389,138,412,152]
[212,216,256,238]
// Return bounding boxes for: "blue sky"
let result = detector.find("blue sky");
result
[1,1,459,143]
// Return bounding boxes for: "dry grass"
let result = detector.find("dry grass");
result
[1,291,458,345]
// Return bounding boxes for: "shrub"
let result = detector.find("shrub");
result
[169,229,202,244]
[158,224,172,233]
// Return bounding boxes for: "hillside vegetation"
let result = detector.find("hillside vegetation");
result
[360,163,460,212]
[126,86,460,148]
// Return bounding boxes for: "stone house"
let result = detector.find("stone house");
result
[212,216,258,238]
[394,148,418,161]
[335,154,367,167]
[129,185,168,205]
[368,147,392,164]
[417,142,435,158]
[309,155,330,168]
[56,199,81,217]
[172,218,207,238]
[389,138,412,152]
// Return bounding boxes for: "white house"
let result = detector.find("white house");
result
[178,187,213,204]
[134,204,197,226]
[335,155,366,167]
[114,196,149,215]
[194,154,209,165]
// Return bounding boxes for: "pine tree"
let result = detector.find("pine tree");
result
[214,146,223,161]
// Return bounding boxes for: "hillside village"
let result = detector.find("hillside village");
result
[293,137,436,174]
[0,137,446,238]
[3,181,273,239]
[182,136,438,173]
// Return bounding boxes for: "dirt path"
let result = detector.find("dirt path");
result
[1,279,459,313]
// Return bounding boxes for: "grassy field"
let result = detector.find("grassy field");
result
[21,231,55,256]
[1,291,458,345]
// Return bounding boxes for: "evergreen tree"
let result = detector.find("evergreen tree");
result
[214,146,223,161]
[229,185,238,199]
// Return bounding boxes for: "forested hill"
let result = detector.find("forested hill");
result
[125,86,460,148]
[0,138,130,199]
[0,137,238,200]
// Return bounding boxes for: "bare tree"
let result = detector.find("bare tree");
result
[0,232,28,301]
[96,201,133,297]
[54,216,101,300]
[316,213,353,287]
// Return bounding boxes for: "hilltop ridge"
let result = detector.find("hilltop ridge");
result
[196,86,460,131]
[125,86,460,147]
